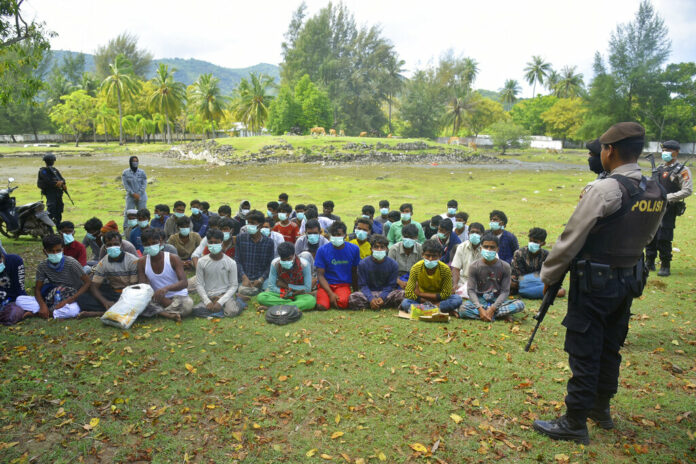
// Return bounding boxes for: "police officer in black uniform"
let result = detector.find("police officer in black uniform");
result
[37,154,66,225]
[533,122,667,444]
[645,140,693,276]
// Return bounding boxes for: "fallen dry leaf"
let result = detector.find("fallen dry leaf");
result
[450,413,463,424]
[331,431,344,439]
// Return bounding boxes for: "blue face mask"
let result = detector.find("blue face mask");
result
[482,249,497,261]
[296,212,305,221]
[402,238,415,249]
[127,219,138,227]
[84,232,95,240]
[0,262,5,273]
[355,230,368,241]
[191,207,201,216]
[437,232,447,241]
[330,236,344,247]
[279,259,294,269]
[380,208,389,215]
[106,246,122,259]
[63,233,74,245]
[454,221,464,230]
[307,233,320,245]
[278,213,288,221]
[266,210,273,217]
[447,207,457,215]
[489,221,502,231]
[144,245,160,256]
[372,250,387,261]
[260,227,271,237]
[469,233,481,245]
[208,243,223,255]
[138,220,149,228]
[361,214,370,219]
[174,212,185,218]
[662,151,673,162]
[179,227,191,237]
[223,232,231,241]
[153,214,161,220]
[423,258,438,269]
[47,252,63,264]
[528,242,541,254]
[401,213,411,222]
[247,224,258,235]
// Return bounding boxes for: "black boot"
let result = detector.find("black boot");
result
[646,257,656,272]
[588,396,614,429]
[533,413,589,445]
[657,262,670,277]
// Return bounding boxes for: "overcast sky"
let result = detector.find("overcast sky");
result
[25,0,696,96]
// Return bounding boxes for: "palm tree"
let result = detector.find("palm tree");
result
[137,116,156,143]
[461,57,479,90]
[384,55,405,134]
[190,73,226,138]
[95,102,117,143]
[552,66,585,98]
[230,72,275,134]
[100,55,142,145]
[499,79,521,111]
[524,56,551,98]
[148,63,186,144]
[545,69,560,93]
[444,94,476,136]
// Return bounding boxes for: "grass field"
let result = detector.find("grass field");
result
[0,137,694,463]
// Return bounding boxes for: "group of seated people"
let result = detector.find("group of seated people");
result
[0,193,560,325]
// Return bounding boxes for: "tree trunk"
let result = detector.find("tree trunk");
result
[164,108,172,144]
[211,119,216,139]
[75,132,80,147]
[93,123,97,143]
[117,87,124,145]
[388,94,393,134]
[532,81,536,99]
[103,122,108,143]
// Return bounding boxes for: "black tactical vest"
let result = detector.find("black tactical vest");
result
[656,163,683,193]
[580,175,666,268]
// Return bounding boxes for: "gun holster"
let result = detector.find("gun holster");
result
[574,260,611,293]
[673,201,686,217]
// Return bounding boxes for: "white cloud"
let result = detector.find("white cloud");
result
[25,0,696,96]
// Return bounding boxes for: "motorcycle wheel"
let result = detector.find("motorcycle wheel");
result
[39,223,54,238]
[0,220,10,238]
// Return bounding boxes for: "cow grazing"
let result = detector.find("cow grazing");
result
[329,129,337,136]
[359,131,368,137]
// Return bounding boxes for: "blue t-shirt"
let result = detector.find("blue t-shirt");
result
[130,226,145,253]
[314,242,361,285]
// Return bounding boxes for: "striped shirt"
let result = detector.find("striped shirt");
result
[91,252,139,291]
[35,256,85,290]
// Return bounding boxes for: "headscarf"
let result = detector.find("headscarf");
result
[101,220,119,235]
[238,200,250,220]
[129,156,139,173]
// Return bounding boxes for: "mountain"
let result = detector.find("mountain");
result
[47,50,280,95]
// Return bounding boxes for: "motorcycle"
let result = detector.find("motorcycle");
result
[0,177,55,239]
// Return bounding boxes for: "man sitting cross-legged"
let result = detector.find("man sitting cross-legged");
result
[76,230,139,318]
[451,222,485,297]
[348,235,404,310]
[138,228,193,322]
[193,229,242,318]
[400,239,462,315]
[314,221,360,310]
[459,232,525,321]
[167,216,202,270]
[510,227,564,299]
[235,210,275,297]
[257,242,317,311]
[388,223,423,290]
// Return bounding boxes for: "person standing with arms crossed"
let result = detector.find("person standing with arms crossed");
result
[121,156,147,228]
[532,122,666,445]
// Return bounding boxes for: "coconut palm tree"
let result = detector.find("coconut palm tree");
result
[95,101,117,143]
[384,54,405,134]
[190,73,226,138]
[100,55,142,145]
[552,66,585,98]
[444,94,476,136]
[545,69,560,93]
[148,63,186,144]
[499,79,521,111]
[461,57,479,90]
[524,56,551,98]
[230,72,275,134]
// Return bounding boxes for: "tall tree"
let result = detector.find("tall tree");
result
[49,89,96,146]
[524,55,551,98]
[230,72,275,134]
[190,73,226,138]
[499,79,521,111]
[398,69,444,138]
[148,63,186,143]
[383,54,405,134]
[552,66,585,98]
[540,98,586,147]
[94,32,153,79]
[100,55,142,145]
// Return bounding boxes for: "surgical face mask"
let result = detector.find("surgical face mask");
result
[361,214,370,219]
[401,212,411,222]
[106,246,122,258]
[153,214,161,220]
[330,236,345,247]
[454,221,464,230]
[84,232,95,240]
[266,210,273,217]
[63,233,74,245]
[179,227,191,237]
[528,242,541,253]
[174,212,185,218]
[447,207,457,215]
[247,224,258,235]
[588,155,604,174]
[0,262,5,273]
[437,232,447,241]
[423,258,438,269]
[223,231,231,241]
[482,249,497,261]
[260,227,271,237]
[278,213,288,221]
[138,220,149,228]
[127,219,137,227]
[489,221,502,231]
[380,208,389,216]
[662,151,673,163]
[372,250,387,261]
[144,245,160,256]
[190,207,201,216]
[469,233,481,246]
[208,243,223,255]
[307,233,320,245]
[355,229,368,241]
[279,259,294,270]
[402,238,415,249]
[130,162,139,169]
[47,252,63,264]
[296,212,305,221]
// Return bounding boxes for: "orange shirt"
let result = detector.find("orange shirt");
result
[273,221,300,243]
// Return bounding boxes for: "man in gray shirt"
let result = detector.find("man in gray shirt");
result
[387,223,422,289]
[193,229,242,317]
[122,156,147,228]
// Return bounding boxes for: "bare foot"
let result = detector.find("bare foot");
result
[256,305,268,312]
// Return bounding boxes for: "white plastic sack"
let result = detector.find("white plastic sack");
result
[101,284,154,330]
[53,302,80,319]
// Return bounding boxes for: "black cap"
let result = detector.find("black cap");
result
[585,138,602,156]
[662,140,680,151]
[43,154,56,162]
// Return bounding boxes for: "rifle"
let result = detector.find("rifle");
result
[524,272,567,352]
[62,184,75,206]
[644,153,659,180]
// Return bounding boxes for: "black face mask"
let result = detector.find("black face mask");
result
[588,155,604,175]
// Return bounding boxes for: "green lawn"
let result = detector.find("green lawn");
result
[0,137,694,463]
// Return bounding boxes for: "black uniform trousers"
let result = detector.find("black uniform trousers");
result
[562,268,634,417]
[645,207,676,263]
[44,189,64,225]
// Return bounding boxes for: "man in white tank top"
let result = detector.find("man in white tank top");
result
[137,229,193,322]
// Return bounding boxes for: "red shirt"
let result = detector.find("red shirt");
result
[273,221,300,243]
[63,241,87,266]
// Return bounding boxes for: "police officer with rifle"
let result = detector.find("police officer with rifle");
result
[37,154,72,225]
[531,122,667,445]
[644,140,692,277]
